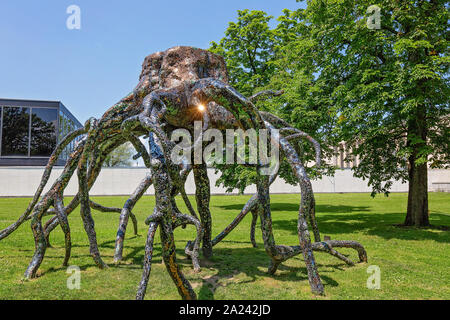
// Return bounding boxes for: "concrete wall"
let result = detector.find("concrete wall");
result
[0,167,449,197]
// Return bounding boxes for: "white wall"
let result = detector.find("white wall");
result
[0,167,448,197]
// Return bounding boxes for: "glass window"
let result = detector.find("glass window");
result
[69,118,74,132]
[1,107,30,156]
[30,108,58,157]
[58,111,72,161]
[59,111,64,138]
[65,114,70,134]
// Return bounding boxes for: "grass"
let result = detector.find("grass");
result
[0,192,449,300]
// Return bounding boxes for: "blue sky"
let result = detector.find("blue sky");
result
[0,0,305,123]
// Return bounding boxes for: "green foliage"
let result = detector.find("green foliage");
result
[103,142,135,167]
[210,8,336,193]
[210,1,449,200]
[210,10,278,97]
[294,0,449,195]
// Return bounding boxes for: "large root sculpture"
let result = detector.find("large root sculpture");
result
[0,46,366,300]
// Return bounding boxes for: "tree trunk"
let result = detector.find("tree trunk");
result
[404,108,430,227]
[405,159,429,226]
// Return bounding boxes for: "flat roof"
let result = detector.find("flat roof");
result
[0,97,62,104]
[0,98,82,127]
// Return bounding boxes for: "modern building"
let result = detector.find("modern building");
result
[0,98,82,166]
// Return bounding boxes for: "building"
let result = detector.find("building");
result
[0,98,82,166]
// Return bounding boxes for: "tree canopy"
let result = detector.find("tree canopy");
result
[104,142,135,167]
[210,0,449,226]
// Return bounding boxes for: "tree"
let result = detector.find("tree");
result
[209,8,335,193]
[210,9,278,97]
[211,1,449,226]
[290,0,449,226]
[209,10,280,193]
[103,142,135,167]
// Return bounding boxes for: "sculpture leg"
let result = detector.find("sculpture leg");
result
[23,140,86,278]
[160,218,196,300]
[156,178,196,299]
[193,164,213,258]
[54,195,71,267]
[129,213,138,235]
[73,135,128,269]
[250,208,258,248]
[296,189,324,295]
[271,124,325,294]
[147,130,197,300]
[114,173,153,262]
[256,173,324,295]
[309,199,321,242]
[77,147,107,269]
[173,211,203,272]
[23,199,51,279]
[255,176,282,274]
[136,221,158,300]
[312,240,368,264]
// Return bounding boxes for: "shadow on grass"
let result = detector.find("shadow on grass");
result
[39,263,98,277]
[218,202,450,243]
[194,244,342,300]
[30,234,350,300]
[33,201,449,298]
[62,236,343,300]
[217,202,371,214]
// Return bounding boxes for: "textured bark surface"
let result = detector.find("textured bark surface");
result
[405,160,430,226]
[137,46,229,92]
[404,111,430,227]
[193,164,213,258]
[114,173,152,262]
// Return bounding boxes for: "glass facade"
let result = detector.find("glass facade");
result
[58,110,80,161]
[0,101,82,165]
[1,107,30,156]
[30,108,58,157]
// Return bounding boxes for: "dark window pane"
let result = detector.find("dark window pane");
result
[69,118,74,132]
[30,108,57,157]
[1,107,30,156]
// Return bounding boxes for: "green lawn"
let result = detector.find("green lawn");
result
[0,192,448,300]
